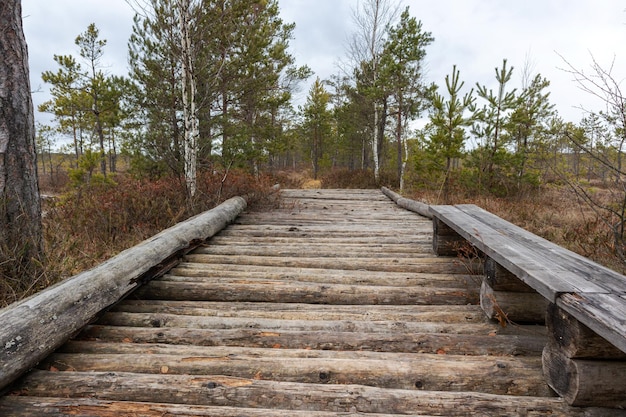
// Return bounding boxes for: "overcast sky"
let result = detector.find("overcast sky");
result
[22,0,626,127]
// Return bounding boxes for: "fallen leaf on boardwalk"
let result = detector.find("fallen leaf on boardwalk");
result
[122,338,133,343]
[254,371,263,380]
[488,331,497,337]
[272,344,281,348]
[436,349,446,355]
[160,366,169,374]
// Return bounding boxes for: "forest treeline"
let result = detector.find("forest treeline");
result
[36,0,626,261]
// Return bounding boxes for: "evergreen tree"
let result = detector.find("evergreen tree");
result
[39,55,90,163]
[427,65,474,201]
[0,0,43,295]
[508,73,555,190]
[380,8,434,189]
[41,24,125,179]
[472,59,517,192]
[302,78,332,179]
[127,0,184,178]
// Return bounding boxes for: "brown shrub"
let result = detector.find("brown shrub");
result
[0,169,276,306]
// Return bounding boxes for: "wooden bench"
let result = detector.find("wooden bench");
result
[430,204,626,409]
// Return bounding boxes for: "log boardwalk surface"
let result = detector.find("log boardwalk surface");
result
[1,189,624,416]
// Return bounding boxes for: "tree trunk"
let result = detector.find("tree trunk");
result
[179,0,198,198]
[0,0,43,282]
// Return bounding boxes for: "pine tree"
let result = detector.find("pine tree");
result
[380,8,434,189]
[427,65,474,201]
[472,59,517,191]
[302,78,332,179]
[0,0,43,295]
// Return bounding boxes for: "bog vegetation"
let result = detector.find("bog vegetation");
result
[3,0,626,306]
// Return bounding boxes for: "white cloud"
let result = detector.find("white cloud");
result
[21,0,626,125]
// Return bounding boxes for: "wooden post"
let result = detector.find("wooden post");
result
[0,196,247,393]
[480,281,549,324]
[542,342,626,408]
[484,257,535,292]
[432,218,464,256]
[546,303,626,359]
[542,303,626,408]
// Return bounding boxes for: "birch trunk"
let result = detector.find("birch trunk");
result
[179,0,198,198]
[372,103,380,182]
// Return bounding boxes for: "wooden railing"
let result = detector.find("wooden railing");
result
[430,203,626,408]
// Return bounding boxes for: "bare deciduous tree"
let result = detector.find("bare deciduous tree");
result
[559,53,626,262]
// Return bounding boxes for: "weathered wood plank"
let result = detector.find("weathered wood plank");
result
[41,351,551,396]
[0,397,437,417]
[456,204,626,294]
[132,280,479,305]
[165,265,479,288]
[111,300,488,323]
[183,253,470,274]
[10,370,619,416]
[96,312,494,334]
[194,244,432,259]
[193,245,430,258]
[0,197,247,393]
[430,205,608,300]
[76,325,547,356]
[207,235,433,245]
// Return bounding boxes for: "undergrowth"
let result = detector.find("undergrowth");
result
[0,169,276,307]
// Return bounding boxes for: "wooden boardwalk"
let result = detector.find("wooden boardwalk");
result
[1,189,623,416]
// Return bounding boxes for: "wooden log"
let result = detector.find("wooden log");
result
[381,186,432,219]
[9,370,619,416]
[96,312,496,334]
[166,265,480,289]
[557,292,626,357]
[111,300,488,323]
[480,281,549,324]
[76,325,548,356]
[546,303,626,359]
[193,244,428,258]
[133,279,479,305]
[0,397,435,417]
[208,235,432,245]
[432,217,465,256]
[542,342,626,408]
[0,196,247,393]
[183,253,469,274]
[484,257,535,292]
[40,351,551,396]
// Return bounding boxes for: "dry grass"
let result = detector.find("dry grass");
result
[0,169,277,307]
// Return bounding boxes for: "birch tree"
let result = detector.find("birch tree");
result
[348,0,400,183]
[178,0,199,198]
[0,0,43,291]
